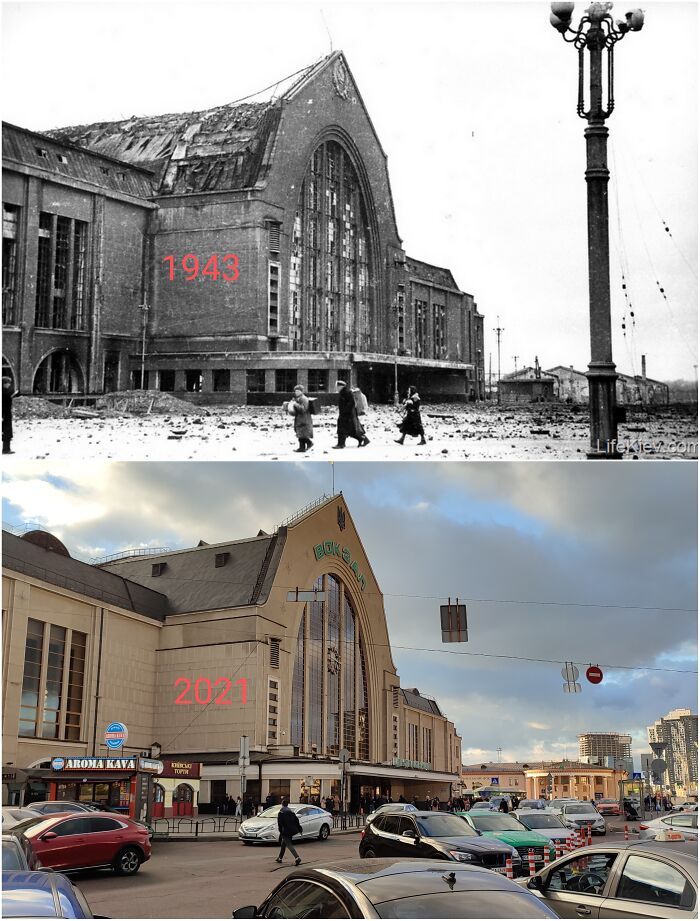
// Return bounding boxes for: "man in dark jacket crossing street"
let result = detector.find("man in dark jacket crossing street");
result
[275,799,303,865]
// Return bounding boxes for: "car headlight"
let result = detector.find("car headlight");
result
[448,850,475,862]
[510,847,520,859]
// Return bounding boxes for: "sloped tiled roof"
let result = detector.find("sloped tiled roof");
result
[406,256,460,292]
[401,687,443,716]
[45,55,332,195]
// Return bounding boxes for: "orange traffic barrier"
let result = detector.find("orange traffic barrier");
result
[505,857,513,879]
[528,848,536,875]
[624,824,629,840]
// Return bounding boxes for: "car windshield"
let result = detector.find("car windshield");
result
[563,803,597,815]
[470,814,525,832]
[416,815,478,838]
[374,891,557,918]
[2,840,25,870]
[519,813,565,829]
[257,806,282,819]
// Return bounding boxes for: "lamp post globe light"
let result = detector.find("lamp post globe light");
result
[550,2,644,458]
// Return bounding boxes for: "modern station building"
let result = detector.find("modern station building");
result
[2,494,463,816]
[2,52,484,403]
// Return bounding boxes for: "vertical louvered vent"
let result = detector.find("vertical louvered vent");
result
[270,637,280,668]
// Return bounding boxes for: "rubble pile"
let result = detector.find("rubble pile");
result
[13,396,68,419]
[94,390,212,417]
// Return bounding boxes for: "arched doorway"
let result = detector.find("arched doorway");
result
[172,783,194,816]
[33,349,84,394]
[152,783,165,818]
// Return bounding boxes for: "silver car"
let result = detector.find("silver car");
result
[640,812,699,841]
[553,801,606,835]
[522,837,697,919]
[239,804,332,844]
[1,807,42,831]
[364,802,418,826]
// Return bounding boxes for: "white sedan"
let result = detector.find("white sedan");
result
[1,806,42,831]
[639,811,698,840]
[239,804,332,845]
[551,801,606,835]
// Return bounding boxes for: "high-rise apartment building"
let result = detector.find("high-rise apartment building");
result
[647,709,698,796]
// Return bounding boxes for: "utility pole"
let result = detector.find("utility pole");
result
[138,302,150,390]
[488,353,492,402]
[514,356,518,375]
[493,317,504,404]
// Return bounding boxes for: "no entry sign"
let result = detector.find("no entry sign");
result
[586,665,603,684]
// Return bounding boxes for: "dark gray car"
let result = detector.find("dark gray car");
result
[233,859,560,918]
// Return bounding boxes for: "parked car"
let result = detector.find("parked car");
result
[457,811,555,874]
[639,811,699,841]
[469,800,495,811]
[359,810,518,873]
[2,806,42,831]
[12,811,151,875]
[596,798,622,816]
[517,800,548,811]
[24,801,96,816]
[2,834,30,871]
[239,804,332,844]
[520,836,697,918]
[364,803,418,827]
[2,870,100,918]
[551,801,606,835]
[514,809,578,849]
[232,858,560,918]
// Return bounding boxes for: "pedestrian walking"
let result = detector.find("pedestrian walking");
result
[334,380,369,449]
[275,798,303,866]
[2,377,16,455]
[287,384,314,453]
[432,796,440,811]
[395,386,426,446]
[235,796,242,818]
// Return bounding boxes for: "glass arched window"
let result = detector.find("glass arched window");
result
[289,140,373,353]
[290,574,370,760]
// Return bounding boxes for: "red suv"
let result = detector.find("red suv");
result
[595,798,621,816]
[16,812,151,875]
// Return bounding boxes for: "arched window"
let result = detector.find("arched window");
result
[289,140,374,352]
[290,574,370,761]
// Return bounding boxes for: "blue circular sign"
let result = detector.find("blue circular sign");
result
[51,757,65,771]
[104,722,128,750]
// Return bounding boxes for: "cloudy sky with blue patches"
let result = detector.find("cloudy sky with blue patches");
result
[2,461,696,766]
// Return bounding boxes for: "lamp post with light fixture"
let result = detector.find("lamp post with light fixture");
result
[549,1,644,457]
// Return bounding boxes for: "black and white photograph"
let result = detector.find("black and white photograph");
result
[1,0,697,460]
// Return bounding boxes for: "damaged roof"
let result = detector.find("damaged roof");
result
[44,54,333,196]
[406,257,462,293]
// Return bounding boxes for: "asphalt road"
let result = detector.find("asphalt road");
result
[73,829,637,919]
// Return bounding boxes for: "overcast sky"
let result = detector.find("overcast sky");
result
[3,461,696,767]
[2,0,697,381]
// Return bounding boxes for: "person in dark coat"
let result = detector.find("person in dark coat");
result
[395,386,426,446]
[334,380,369,448]
[499,797,509,813]
[290,385,314,452]
[275,798,303,865]
[2,377,16,454]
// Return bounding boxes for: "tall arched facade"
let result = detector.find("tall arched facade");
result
[290,573,370,761]
[288,140,374,353]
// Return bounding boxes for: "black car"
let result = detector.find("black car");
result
[233,859,560,918]
[359,810,518,873]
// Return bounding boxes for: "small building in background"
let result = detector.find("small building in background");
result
[499,362,557,404]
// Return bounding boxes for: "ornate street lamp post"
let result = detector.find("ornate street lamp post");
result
[550,2,644,458]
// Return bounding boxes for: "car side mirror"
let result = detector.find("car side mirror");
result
[40,831,58,840]
[232,907,258,919]
[402,829,418,839]
[527,875,544,892]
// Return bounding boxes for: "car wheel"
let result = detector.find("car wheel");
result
[362,848,377,858]
[113,846,142,875]
[318,823,330,840]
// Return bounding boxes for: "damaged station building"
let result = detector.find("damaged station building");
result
[2,52,485,404]
[2,494,463,816]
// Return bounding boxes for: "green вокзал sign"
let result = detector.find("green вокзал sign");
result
[313,541,367,591]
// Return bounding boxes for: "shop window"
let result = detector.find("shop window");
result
[269,780,290,800]
[275,369,297,393]
[2,203,19,325]
[246,369,265,393]
[185,369,202,392]
[307,369,328,392]
[159,370,175,392]
[213,369,230,392]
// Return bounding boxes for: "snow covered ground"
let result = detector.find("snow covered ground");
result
[7,399,697,462]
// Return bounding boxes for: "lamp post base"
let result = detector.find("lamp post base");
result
[586,362,621,459]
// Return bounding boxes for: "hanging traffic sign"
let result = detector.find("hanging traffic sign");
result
[563,683,582,693]
[586,665,603,684]
[561,663,579,682]
[104,722,128,750]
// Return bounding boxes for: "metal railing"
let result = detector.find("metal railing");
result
[90,547,171,565]
[152,815,242,837]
